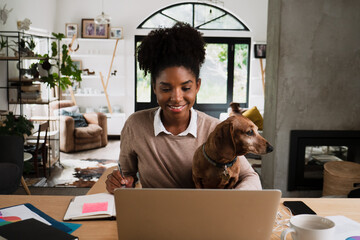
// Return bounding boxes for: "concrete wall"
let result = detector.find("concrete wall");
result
[263,0,360,197]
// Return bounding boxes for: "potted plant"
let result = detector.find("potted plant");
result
[0,36,8,56]
[0,112,34,139]
[40,32,82,90]
[11,37,35,57]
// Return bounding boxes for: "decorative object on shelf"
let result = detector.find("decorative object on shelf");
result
[110,27,123,39]
[0,4,13,25]
[81,19,109,39]
[65,23,79,38]
[82,68,95,75]
[17,18,32,31]
[98,106,109,113]
[0,112,34,139]
[94,0,111,24]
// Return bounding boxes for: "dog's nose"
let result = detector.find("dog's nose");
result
[266,142,274,153]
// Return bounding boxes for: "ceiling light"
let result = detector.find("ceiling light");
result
[95,0,111,24]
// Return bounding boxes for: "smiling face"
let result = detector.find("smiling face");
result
[153,66,201,128]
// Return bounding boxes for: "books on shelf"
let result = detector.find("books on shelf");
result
[64,193,115,221]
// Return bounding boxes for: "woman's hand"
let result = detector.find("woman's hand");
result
[105,169,134,194]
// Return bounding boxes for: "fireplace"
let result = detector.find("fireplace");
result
[288,130,360,191]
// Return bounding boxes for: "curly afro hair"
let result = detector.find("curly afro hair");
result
[137,22,206,85]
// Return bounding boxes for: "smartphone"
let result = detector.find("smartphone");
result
[283,201,317,215]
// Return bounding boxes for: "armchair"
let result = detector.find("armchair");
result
[50,100,108,153]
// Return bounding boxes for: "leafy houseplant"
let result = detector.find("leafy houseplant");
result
[11,38,35,57]
[40,32,82,90]
[0,112,34,139]
[0,36,9,56]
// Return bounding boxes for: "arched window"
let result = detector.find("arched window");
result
[138,2,249,31]
[135,2,251,117]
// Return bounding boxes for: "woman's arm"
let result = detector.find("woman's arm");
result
[234,156,262,190]
[106,118,139,193]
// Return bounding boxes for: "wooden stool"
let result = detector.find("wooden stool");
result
[323,161,360,197]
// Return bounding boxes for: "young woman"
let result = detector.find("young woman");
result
[106,23,261,193]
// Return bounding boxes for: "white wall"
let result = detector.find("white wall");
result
[1,0,268,118]
[0,0,57,32]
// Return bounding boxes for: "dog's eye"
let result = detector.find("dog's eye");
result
[246,130,254,136]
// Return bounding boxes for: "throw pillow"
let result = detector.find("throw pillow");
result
[61,111,88,128]
[242,106,263,130]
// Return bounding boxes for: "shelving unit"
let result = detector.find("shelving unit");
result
[0,31,61,167]
[61,38,126,135]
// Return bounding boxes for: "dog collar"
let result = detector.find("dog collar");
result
[202,144,238,169]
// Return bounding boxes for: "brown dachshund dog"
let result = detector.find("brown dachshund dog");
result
[228,102,246,116]
[192,114,273,189]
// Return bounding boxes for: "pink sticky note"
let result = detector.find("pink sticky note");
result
[82,202,108,214]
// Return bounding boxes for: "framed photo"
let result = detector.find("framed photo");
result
[110,27,123,39]
[254,44,266,58]
[81,19,109,39]
[72,60,82,71]
[65,23,78,38]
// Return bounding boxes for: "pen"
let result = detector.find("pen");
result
[118,163,126,187]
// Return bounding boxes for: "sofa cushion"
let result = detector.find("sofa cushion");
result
[74,124,103,138]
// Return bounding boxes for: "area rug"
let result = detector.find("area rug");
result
[26,159,118,188]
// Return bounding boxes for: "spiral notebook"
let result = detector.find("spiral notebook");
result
[63,193,115,221]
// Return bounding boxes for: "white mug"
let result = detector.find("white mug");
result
[281,214,335,240]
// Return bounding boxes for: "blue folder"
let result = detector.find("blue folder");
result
[0,203,81,234]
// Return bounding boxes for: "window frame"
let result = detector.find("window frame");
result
[137,2,250,31]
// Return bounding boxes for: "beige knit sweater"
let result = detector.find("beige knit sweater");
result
[119,108,261,189]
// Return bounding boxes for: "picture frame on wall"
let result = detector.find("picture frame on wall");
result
[110,27,123,39]
[65,23,79,38]
[81,19,109,39]
[254,44,266,58]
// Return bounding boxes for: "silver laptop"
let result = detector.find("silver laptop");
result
[114,189,281,240]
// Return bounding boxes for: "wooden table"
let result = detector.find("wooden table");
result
[1,167,360,240]
[1,195,359,239]
[0,195,117,240]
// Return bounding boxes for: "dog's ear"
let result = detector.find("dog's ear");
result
[213,119,236,158]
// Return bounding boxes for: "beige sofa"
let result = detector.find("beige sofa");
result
[50,100,108,153]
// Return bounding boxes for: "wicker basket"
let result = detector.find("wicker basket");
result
[323,161,360,196]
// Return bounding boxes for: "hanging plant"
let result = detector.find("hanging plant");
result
[40,32,82,90]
